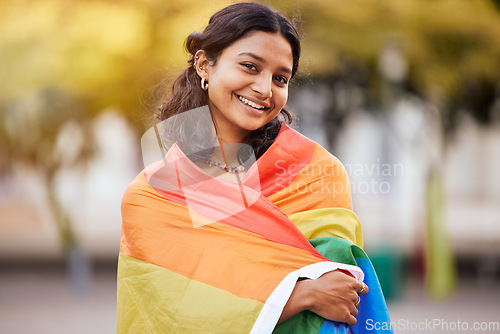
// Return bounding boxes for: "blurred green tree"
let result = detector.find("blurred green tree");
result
[269,0,500,129]
[0,0,231,257]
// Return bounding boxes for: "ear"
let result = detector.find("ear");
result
[194,50,210,79]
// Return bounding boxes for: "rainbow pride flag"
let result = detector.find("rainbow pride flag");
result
[117,124,392,333]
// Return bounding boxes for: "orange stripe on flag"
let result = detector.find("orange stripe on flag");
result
[120,175,326,303]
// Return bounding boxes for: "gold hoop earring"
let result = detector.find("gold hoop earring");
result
[201,77,208,90]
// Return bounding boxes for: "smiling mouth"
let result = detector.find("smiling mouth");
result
[236,94,268,111]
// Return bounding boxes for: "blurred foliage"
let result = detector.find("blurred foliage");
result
[268,0,500,126]
[0,0,231,254]
[0,0,232,132]
[1,0,499,175]
[0,88,94,175]
[1,0,499,131]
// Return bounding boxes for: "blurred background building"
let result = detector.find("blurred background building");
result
[1,0,499,333]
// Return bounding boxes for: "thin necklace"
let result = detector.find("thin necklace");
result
[205,159,245,173]
[206,138,245,173]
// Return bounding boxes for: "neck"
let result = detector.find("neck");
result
[211,141,244,165]
[215,129,250,145]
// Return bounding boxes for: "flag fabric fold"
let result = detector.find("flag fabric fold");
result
[117,124,392,333]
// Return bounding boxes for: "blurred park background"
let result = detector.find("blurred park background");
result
[1,0,500,333]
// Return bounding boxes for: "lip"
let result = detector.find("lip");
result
[235,94,271,110]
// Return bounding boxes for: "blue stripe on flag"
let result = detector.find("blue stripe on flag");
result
[350,257,393,334]
[318,320,349,334]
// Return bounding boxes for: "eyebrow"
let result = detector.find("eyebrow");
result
[237,52,292,75]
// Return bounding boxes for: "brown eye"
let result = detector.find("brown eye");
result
[274,75,288,85]
[242,63,258,71]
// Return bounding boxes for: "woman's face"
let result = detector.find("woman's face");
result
[198,31,293,143]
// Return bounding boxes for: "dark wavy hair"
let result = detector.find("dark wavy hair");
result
[156,2,301,166]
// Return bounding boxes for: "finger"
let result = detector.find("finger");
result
[351,304,359,317]
[345,313,358,326]
[354,295,360,308]
[357,282,369,295]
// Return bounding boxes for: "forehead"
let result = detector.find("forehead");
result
[221,31,293,70]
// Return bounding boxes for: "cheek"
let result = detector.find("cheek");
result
[275,89,288,109]
[208,80,230,104]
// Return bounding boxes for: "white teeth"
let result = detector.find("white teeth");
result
[238,95,266,110]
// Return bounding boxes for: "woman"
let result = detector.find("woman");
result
[117,2,392,333]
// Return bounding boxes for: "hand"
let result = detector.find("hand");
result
[304,270,368,326]
[278,270,369,326]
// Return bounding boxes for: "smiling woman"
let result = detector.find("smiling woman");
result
[117,2,392,334]
[196,30,292,143]
[154,2,301,167]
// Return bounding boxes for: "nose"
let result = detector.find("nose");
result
[252,73,273,98]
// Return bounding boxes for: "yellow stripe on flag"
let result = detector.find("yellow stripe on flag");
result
[289,208,363,248]
[117,253,264,334]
